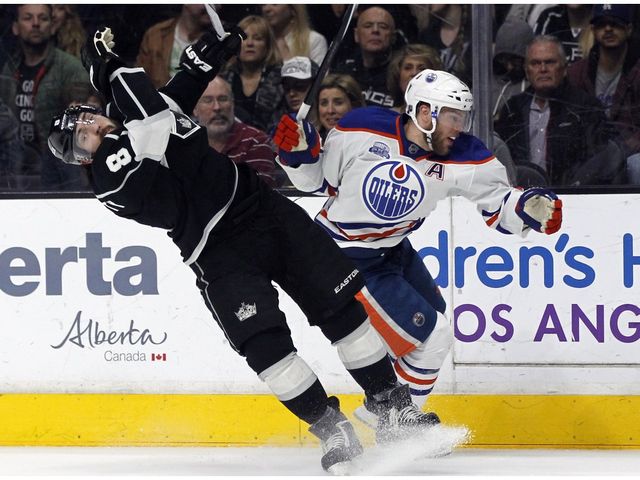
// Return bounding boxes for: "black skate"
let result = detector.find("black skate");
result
[357,384,440,443]
[308,396,363,475]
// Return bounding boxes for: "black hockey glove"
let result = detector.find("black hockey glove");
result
[179,27,246,84]
[81,27,126,98]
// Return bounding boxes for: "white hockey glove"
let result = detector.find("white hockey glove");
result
[516,187,563,234]
[81,27,125,97]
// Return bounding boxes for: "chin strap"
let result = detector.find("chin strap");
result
[412,108,438,151]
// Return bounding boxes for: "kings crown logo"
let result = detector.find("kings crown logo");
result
[178,117,192,128]
[235,302,257,322]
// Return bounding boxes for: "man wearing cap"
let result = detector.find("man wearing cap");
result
[568,4,640,183]
[279,55,318,116]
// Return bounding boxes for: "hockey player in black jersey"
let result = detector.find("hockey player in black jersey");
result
[47,27,433,474]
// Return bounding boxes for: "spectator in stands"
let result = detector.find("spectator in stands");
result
[492,19,534,121]
[333,6,396,108]
[0,98,22,190]
[261,5,327,65]
[136,4,211,88]
[506,4,554,29]
[534,4,594,64]
[193,77,278,188]
[495,35,611,186]
[418,4,473,86]
[567,4,640,183]
[51,5,86,59]
[387,43,443,113]
[312,74,364,141]
[0,4,90,191]
[307,4,356,64]
[273,56,318,125]
[223,15,284,134]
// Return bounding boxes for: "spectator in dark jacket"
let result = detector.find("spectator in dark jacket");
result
[495,35,612,186]
[567,4,640,183]
[333,6,397,107]
[492,18,534,121]
[0,4,90,191]
[0,98,22,190]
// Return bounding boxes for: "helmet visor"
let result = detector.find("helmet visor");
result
[437,108,473,132]
[71,111,97,163]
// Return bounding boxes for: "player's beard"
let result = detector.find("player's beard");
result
[429,130,452,156]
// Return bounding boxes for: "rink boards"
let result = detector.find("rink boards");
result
[0,195,639,447]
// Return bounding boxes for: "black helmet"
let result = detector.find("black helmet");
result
[48,105,102,165]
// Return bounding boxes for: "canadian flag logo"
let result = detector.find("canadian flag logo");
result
[151,353,167,361]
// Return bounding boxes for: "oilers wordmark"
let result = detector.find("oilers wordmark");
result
[363,160,424,220]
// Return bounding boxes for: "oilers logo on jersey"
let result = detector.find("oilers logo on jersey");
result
[362,160,424,221]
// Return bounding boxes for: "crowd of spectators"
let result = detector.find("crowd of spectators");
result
[1,3,640,192]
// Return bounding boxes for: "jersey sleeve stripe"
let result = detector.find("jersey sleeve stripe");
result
[95,160,145,199]
[318,210,419,241]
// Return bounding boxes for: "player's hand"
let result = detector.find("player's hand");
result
[179,27,246,83]
[273,114,321,167]
[516,187,563,234]
[81,27,124,96]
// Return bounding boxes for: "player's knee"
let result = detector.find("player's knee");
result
[408,312,453,366]
[242,328,296,374]
[332,319,388,370]
[258,352,318,401]
[317,297,368,343]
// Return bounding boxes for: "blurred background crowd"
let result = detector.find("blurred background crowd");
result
[1,3,639,193]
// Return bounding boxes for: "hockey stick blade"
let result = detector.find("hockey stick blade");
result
[205,4,229,41]
[296,4,358,121]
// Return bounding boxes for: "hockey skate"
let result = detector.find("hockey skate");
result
[355,384,440,444]
[309,396,363,475]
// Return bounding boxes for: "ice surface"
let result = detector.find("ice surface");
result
[0,446,638,476]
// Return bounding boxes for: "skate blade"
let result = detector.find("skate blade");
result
[353,406,378,429]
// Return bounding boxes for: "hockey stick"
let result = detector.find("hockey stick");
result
[205,4,229,41]
[296,4,358,121]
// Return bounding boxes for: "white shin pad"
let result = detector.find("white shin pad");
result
[258,352,318,402]
[333,319,388,370]
[396,312,453,407]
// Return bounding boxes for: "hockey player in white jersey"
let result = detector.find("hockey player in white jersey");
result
[273,69,563,441]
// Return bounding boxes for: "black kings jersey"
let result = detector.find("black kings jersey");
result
[90,66,263,264]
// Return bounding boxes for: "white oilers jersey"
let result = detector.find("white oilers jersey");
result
[279,107,527,249]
